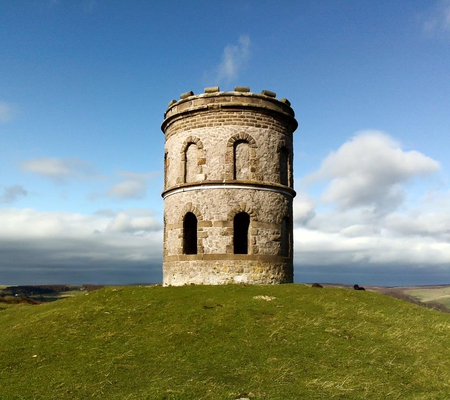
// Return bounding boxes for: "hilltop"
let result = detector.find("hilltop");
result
[1,284,449,399]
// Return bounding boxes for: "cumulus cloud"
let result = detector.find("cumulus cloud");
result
[0,102,17,123]
[294,222,450,266]
[0,208,163,284]
[293,195,450,286]
[21,157,94,183]
[305,131,440,213]
[216,35,251,83]
[0,185,27,204]
[107,180,147,200]
[292,131,450,285]
[423,0,450,36]
[293,193,316,226]
[105,171,157,200]
[106,210,162,234]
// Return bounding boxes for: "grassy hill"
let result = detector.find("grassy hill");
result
[1,284,450,399]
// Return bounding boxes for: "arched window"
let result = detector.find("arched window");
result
[234,140,250,180]
[183,212,197,254]
[185,143,197,183]
[280,217,290,257]
[164,151,168,188]
[234,212,250,254]
[280,146,290,186]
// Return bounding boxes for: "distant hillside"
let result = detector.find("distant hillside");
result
[367,285,450,312]
[1,284,449,399]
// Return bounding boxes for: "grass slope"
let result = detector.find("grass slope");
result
[1,284,450,399]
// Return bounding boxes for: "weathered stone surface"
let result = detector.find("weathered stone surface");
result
[164,259,293,286]
[161,89,297,286]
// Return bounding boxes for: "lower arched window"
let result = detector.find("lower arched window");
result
[183,212,197,254]
[234,212,250,254]
[280,217,290,257]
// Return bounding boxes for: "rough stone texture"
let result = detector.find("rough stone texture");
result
[162,89,297,286]
[164,260,293,286]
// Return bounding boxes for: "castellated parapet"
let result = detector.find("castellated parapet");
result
[161,87,297,286]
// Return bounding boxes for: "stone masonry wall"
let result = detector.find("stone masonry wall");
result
[164,188,292,256]
[164,118,294,189]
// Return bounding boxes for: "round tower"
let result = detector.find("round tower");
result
[161,86,297,286]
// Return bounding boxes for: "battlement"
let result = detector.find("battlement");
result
[162,87,297,132]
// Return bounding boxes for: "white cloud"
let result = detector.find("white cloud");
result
[104,171,157,200]
[0,185,28,204]
[293,192,316,225]
[216,35,251,83]
[0,208,161,239]
[292,131,450,285]
[295,222,450,268]
[0,208,163,284]
[293,191,450,285]
[106,211,162,234]
[423,0,450,36]
[0,102,17,123]
[21,157,94,183]
[305,131,440,213]
[107,180,147,200]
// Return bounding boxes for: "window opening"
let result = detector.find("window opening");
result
[234,140,250,180]
[234,212,250,254]
[185,143,197,183]
[280,147,290,186]
[183,212,197,254]
[164,151,168,188]
[280,217,290,257]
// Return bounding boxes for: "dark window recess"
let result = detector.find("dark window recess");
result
[183,212,197,254]
[280,147,289,186]
[234,212,250,254]
[281,217,290,257]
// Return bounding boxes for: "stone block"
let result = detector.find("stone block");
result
[234,86,250,92]
[205,86,220,93]
[180,91,194,99]
[261,89,276,98]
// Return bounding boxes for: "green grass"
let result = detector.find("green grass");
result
[1,284,450,399]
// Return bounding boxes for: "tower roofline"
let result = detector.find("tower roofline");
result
[161,87,298,133]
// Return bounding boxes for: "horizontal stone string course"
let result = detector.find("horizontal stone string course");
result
[162,88,297,286]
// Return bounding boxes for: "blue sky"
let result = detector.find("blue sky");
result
[1,0,450,286]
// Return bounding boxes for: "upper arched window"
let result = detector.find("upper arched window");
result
[183,212,197,254]
[164,151,168,188]
[279,146,291,186]
[225,133,257,181]
[185,143,197,183]
[234,212,250,254]
[234,140,250,180]
[180,136,204,184]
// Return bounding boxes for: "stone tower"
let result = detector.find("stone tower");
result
[161,87,297,286]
